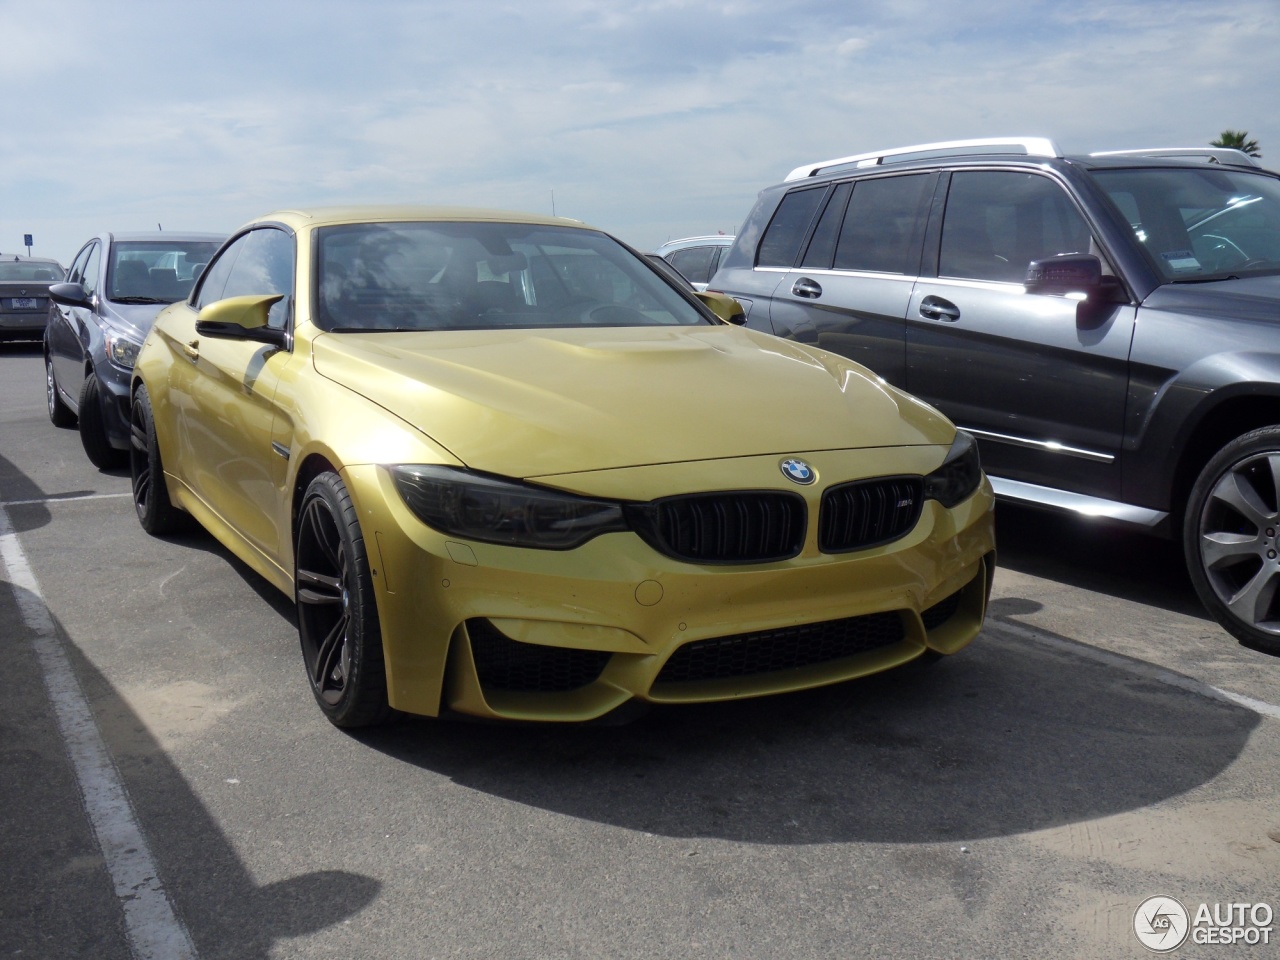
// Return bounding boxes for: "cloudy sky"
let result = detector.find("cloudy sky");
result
[3,0,1276,266]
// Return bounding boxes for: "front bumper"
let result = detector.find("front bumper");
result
[343,452,997,722]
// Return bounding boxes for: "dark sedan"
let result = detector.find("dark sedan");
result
[0,255,65,341]
[46,232,225,467]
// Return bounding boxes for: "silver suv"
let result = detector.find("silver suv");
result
[712,137,1280,654]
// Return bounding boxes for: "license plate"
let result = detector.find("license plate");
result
[9,298,38,310]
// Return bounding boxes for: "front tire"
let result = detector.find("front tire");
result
[79,372,127,469]
[1185,426,1280,655]
[295,472,392,727]
[46,354,76,427]
[130,385,186,535]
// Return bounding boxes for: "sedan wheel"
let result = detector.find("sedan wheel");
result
[79,373,127,469]
[130,385,186,535]
[295,472,391,727]
[46,354,76,427]
[1186,426,1280,655]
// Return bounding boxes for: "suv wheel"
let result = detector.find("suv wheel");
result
[1185,426,1280,655]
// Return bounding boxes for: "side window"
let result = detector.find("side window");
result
[757,187,829,267]
[801,182,853,269]
[67,244,93,285]
[667,245,718,285]
[195,233,249,309]
[833,174,933,274]
[80,243,102,297]
[940,172,1092,283]
[220,228,295,329]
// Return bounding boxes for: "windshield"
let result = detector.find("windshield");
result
[108,240,223,303]
[314,221,711,332]
[1093,167,1280,282]
[0,261,63,282]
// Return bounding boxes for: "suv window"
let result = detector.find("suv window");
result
[757,187,828,267]
[666,245,720,285]
[834,174,933,274]
[940,172,1091,283]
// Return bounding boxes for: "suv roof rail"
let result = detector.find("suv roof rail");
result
[1089,147,1262,168]
[783,137,1063,182]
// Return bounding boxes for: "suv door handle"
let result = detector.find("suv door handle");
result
[792,278,823,299]
[919,295,961,322]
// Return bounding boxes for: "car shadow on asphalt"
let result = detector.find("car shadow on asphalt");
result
[993,502,1206,619]
[350,618,1258,846]
[0,577,378,960]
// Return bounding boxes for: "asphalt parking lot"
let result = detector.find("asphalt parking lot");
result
[2,341,1277,959]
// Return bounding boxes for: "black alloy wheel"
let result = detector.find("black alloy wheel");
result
[79,372,127,469]
[1185,426,1280,656]
[295,472,391,727]
[130,385,185,535]
[46,354,76,427]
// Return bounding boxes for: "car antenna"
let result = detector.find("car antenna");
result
[157,223,162,231]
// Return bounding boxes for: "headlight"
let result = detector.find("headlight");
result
[105,329,143,369]
[391,465,629,549]
[923,431,982,507]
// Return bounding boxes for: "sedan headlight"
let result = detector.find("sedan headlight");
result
[105,328,144,370]
[391,465,629,549]
[923,431,982,507]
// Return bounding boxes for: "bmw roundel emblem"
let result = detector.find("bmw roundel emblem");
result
[780,458,815,485]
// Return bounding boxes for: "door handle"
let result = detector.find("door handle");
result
[919,296,961,322]
[792,277,823,299]
[183,339,200,362]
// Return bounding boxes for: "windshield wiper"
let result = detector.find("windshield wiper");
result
[112,296,172,304]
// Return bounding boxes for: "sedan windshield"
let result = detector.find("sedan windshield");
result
[315,221,712,332]
[108,240,223,303]
[1093,167,1280,281]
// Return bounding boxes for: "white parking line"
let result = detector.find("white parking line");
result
[987,619,1280,721]
[0,492,134,507]
[0,505,198,959]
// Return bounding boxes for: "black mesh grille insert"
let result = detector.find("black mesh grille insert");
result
[655,612,905,684]
[629,491,807,564]
[467,619,611,692]
[921,589,963,631]
[819,476,924,553]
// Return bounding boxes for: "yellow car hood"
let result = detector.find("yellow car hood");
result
[311,325,951,477]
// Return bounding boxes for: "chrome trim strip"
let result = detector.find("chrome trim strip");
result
[963,427,1115,464]
[271,441,290,460]
[989,477,1168,527]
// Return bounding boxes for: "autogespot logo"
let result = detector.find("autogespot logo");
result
[1134,896,1190,952]
[780,458,815,485]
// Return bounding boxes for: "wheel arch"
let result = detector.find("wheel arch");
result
[1169,393,1280,530]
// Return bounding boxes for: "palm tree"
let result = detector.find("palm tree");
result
[1211,130,1261,158]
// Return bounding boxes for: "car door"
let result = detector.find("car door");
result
[905,169,1135,500]
[767,173,936,385]
[49,241,99,402]
[168,226,298,567]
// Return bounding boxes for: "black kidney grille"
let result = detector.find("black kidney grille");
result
[631,491,807,564]
[656,611,905,684]
[921,588,963,630]
[819,476,924,553]
[467,619,611,693]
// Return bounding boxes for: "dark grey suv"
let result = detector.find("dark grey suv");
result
[712,137,1280,654]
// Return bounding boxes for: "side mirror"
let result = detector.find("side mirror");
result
[1024,254,1104,297]
[196,294,289,348]
[48,281,93,309]
[695,290,747,325]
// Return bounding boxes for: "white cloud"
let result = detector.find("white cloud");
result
[0,0,1276,262]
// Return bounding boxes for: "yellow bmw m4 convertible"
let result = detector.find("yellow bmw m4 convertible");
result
[130,207,995,728]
